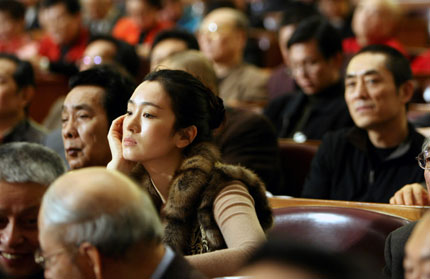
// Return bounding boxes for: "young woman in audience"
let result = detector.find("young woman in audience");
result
[107,69,272,277]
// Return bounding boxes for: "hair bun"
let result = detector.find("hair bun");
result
[208,96,225,129]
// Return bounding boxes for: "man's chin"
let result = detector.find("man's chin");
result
[67,159,84,170]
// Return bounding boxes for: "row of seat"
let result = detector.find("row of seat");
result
[269,196,429,270]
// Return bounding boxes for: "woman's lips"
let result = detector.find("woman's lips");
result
[123,138,137,146]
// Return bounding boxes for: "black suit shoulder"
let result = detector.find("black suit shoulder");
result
[384,222,416,279]
[162,254,208,279]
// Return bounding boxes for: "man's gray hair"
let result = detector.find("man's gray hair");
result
[0,142,66,185]
[41,180,164,258]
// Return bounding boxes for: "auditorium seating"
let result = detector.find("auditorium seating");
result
[278,139,320,197]
[269,197,429,221]
[270,205,411,270]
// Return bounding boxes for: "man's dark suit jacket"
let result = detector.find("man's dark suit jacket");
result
[384,222,416,279]
[162,254,208,279]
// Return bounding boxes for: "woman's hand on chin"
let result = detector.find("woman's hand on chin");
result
[107,115,137,174]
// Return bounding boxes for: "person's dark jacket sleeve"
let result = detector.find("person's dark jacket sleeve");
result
[263,94,291,137]
[383,222,416,279]
[301,133,334,198]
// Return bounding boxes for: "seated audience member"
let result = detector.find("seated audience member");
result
[391,139,430,206]
[342,0,406,57]
[402,211,430,279]
[150,28,199,71]
[0,0,39,60]
[107,69,272,277]
[38,0,89,76]
[198,7,269,109]
[45,65,135,169]
[81,0,123,36]
[113,0,172,58]
[38,167,207,279]
[160,50,282,194]
[264,16,353,141]
[0,54,46,144]
[384,137,430,278]
[21,0,40,30]
[79,35,140,77]
[0,142,66,278]
[159,0,202,33]
[318,0,354,40]
[267,2,318,101]
[302,45,423,203]
[237,238,381,279]
[43,35,139,132]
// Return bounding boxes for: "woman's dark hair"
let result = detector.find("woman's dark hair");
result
[143,69,225,149]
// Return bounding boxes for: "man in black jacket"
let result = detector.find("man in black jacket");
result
[302,44,424,203]
[264,16,353,141]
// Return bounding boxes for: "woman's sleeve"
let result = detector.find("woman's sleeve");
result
[185,182,266,277]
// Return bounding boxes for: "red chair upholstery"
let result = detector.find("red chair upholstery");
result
[278,139,320,196]
[271,206,410,269]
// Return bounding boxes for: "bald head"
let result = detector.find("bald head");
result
[40,167,163,257]
[46,167,142,216]
[203,7,248,31]
[160,50,219,95]
[198,8,248,65]
[404,212,430,279]
[352,0,400,45]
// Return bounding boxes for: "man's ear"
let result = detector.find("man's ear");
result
[175,125,197,149]
[19,86,34,109]
[79,242,103,279]
[398,80,415,104]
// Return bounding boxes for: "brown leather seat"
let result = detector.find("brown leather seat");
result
[278,139,320,196]
[271,206,410,269]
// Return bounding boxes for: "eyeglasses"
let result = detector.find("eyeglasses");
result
[34,249,67,268]
[80,55,103,66]
[416,151,430,170]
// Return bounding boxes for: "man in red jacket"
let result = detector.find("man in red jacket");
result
[37,0,89,76]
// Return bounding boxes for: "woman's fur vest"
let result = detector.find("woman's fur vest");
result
[132,142,273,255]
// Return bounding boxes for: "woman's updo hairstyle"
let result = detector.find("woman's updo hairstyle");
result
[144,69,225,148]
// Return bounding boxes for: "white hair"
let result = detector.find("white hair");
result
[0,142,66,185]
[41,178,163,257]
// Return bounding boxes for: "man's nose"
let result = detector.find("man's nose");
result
[62,118,78,139]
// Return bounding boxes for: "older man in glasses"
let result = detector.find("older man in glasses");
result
[37,167,206,279]
[198,7,269,110]
[390,141,430,206]
[0,142,65,278]
[384,137,430,279]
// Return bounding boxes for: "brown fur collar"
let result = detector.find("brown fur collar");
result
[135,142,273,254]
